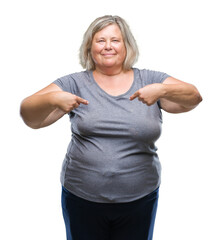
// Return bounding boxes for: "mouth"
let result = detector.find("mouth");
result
[102,53,116,56]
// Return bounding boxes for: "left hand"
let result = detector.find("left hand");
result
[129,83,163,106]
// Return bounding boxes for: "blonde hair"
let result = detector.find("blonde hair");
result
[79,15,139,70]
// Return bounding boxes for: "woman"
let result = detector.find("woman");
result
[20,15,202,240]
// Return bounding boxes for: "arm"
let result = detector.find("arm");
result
[20,83,89,129]
[159,77,203,113]
[129,77,202,113]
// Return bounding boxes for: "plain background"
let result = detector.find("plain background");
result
[1,0,221,239]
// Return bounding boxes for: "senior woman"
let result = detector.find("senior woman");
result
[20,15,202,240]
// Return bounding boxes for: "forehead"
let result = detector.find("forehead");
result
[94,24,123,38]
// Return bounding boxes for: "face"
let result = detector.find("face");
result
[91,24,126,70]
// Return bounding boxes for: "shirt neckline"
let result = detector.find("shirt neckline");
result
[89,68,136,99]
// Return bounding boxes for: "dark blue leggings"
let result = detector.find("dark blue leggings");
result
[61,186,159,240]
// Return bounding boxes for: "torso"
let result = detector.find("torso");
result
[53,68,169,203]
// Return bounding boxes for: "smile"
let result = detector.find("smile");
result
[102,54,116,57]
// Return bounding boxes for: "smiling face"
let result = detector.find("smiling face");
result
[91,24,127,72]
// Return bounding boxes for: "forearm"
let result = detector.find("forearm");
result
[20,92,59,129]
[161,83,202,109]
[129,77,202,113]
[39,108,66,128]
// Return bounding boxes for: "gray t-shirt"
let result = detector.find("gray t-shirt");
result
[53,68,170,203]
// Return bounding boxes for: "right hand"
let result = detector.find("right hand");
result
[50,91,89,113]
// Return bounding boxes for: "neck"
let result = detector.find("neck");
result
[94,65,126,77]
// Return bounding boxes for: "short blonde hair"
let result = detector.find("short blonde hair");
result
[79,15,139,70]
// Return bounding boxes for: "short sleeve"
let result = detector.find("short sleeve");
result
[138,69,171,110]
[53,74,77,94]
[139,69,171,85]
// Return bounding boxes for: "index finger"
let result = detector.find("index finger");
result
[129,91,139,101]
[76,96,89,105]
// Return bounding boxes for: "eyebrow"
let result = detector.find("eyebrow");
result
[95,36,122,40]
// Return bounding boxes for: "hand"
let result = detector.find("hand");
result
[129,84,163,106]
[50,91,89,113]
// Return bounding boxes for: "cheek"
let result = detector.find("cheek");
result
[119,46,126,59]
[91,44,103,56]
[91,48,100,63]
[91,42,104,51]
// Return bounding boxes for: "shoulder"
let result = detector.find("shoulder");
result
[53,70,91,93]
[133,67,168,77]
[58,70,92,86]
[133,68,170,84]
[58,70,89,82]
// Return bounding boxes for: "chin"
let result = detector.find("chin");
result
[103,60,120,66]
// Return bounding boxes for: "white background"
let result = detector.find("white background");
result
[1,0,221,239]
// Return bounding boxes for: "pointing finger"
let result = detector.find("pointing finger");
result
[129,91,139,101]
[76,96,89,105]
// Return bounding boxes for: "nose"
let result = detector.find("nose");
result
[104,40,112,50]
